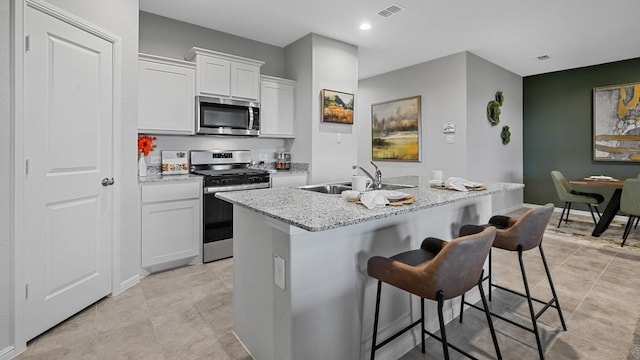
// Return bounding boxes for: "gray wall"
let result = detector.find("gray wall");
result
[358,52,524,213]
[466,53,524,211]
[357,52,468,180]
[524,58,640,209]
[139,11,285,78]
[1,0,11,353]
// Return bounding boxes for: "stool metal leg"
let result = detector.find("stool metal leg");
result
[370,281,382,360]
[518,249,545,360]
[478,271,502,360]
[420,297,425,353]
[539,244,567,330]
[436,291,450,360]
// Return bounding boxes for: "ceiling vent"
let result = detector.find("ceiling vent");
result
[377,4,405,18]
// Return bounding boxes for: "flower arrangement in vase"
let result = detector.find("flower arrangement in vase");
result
[137,135,157,176]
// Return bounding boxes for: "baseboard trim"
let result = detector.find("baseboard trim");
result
[112,274,140,296]
[523,202,629,223]
[0,346,16,360]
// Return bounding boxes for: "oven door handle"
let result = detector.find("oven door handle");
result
[204,183,270,194]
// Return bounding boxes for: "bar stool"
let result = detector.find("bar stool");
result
[458,204,567,360]
[367,226,502,360]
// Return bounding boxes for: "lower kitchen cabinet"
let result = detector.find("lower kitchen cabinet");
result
[140,180,202,269]
[271,172,308,188]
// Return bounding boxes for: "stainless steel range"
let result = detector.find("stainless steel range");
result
[190,150,270,263]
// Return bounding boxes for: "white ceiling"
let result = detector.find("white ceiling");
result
[139,0,640,79]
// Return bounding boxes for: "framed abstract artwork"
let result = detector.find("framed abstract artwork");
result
[593,82,640,162]
[371,96,421,162]
[321,89,354,124]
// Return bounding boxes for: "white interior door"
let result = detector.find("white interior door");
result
[23,5,114,340]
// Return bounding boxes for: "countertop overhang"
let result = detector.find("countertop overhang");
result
[216,176,523,232]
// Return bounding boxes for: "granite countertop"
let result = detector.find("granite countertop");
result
[216,175,523,232]
[138,173,203,184]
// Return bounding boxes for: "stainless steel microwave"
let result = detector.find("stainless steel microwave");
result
[196,96,260,136]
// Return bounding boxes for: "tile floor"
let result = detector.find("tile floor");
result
[15,210,640,360]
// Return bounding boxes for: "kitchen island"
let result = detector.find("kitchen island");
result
[216,176,523,360]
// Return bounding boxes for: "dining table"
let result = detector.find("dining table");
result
[569,177,625,237]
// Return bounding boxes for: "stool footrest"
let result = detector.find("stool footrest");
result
[463,301,535,334]
[491,283,562,319]
[423,329,481,360]
[373,319,421,351]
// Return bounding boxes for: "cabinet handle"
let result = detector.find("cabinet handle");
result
[101,177,115,186]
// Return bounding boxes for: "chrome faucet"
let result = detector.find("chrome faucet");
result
[352,161,383,189]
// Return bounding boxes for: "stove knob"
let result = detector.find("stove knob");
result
[222,179,228,185]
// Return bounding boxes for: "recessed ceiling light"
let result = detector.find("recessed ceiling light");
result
[537,55,551,60]
[360,23,371,30]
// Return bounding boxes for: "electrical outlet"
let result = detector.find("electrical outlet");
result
[149,155,161,165]
[274,255,285,290]
[259,153,268,161]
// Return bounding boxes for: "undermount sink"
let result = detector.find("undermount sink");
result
[376,183,416,190]
[298,182,416,195]
[298,183,352,194]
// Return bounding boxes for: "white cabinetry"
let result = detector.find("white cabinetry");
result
[140,180,202,270]
[185,47,264,101]
[260,75,296,138]
[271,172,308,188]
[138,53,195,135]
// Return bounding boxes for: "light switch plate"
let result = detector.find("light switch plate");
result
[274,255,286,290]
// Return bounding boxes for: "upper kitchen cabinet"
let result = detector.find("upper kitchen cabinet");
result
[260,75,296,138]
[138,53,196,135]
[185,47,264,101]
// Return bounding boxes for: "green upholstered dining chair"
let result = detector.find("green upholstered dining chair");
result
[620,178,640,247]
[551,170,604,228]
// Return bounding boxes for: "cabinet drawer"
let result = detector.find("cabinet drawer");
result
[141,181,201,203]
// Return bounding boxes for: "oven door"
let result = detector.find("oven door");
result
[202,191,233,262]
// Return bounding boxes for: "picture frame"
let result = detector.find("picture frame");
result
[321,89,354,124]
[593,82,640,162]
[371,96,421,162]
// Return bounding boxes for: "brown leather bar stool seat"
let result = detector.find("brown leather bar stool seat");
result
[458,204,567,360]
[367,226,502,360]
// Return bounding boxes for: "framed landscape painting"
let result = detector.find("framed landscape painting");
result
[371,96,421,161]
[322,89,354,124]
[593,82,640,162]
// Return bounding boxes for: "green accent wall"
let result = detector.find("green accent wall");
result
[524,58,640,210]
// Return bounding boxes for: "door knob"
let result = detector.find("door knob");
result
[101,177,115,186]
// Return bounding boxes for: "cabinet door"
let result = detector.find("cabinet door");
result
[141,198,200,267]
[231,62,260,100]
[260,79,295,137]
[271,173,308,188]
[197,55,231,97]
[138,58,195,134]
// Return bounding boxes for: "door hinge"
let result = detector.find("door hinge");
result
[25,158,29,175]
[25,283,29,299]
[25,35,30,52]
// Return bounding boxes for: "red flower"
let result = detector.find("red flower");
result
[138,135,157,157]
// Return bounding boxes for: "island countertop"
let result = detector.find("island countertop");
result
[216,175,523,232]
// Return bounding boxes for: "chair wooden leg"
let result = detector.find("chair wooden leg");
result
[539,245,567,331]
[436,291,450,360]
[518,249,545,360]
[370,281,382,360]
[478,270,502,359]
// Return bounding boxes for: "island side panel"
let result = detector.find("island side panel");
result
[233,205,276,360]
[239,196,489,360]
